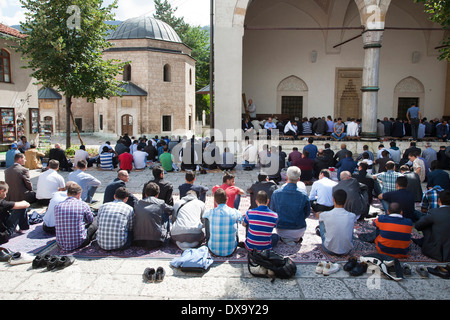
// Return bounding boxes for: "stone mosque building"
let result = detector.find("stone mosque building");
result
[39,15,196,138]
[214,0,450,141]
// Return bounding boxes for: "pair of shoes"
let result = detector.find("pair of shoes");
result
[416,265,429,278]
[47,256,75,271]
[343,257,368,276]
[427,265,450,279]
[34,255,74,271]
[32,254,51,269]
[0,247,13,262]
[315,261,340,276]
[143,267,165,282]
[8,252,35,265]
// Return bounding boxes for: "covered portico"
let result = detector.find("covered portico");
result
[214,0,448,141]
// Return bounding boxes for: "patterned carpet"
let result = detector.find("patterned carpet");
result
[3,196,438,263]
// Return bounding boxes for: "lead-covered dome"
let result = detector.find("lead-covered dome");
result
[107,15,182,43]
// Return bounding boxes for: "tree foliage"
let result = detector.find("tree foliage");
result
[415,0,450,61]
[153,0,211,119]
[15,0,127,146]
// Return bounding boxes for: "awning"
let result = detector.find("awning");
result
[196,84,214,95]
[38,87,62,100]
[118,82,148,96]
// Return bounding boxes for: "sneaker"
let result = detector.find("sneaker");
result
[315,261,326,274]
[323,262,340,276]
[416,265,429,278]
[402,263,412,276]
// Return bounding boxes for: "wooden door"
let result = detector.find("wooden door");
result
[121,114,133,136]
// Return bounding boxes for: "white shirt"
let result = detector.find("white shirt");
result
[309,177,337,207]
[43,191,68,227]
[280,181,307,195]
[36,169,65,200]
[243,144,258,163]
[284,121,298,134]
[74,149,90,166]
[133,150,148,169]
[319,208,356,255]
[346,121,359,137]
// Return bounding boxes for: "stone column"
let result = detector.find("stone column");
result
[361,29,384,140]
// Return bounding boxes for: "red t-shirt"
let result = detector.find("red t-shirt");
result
[212,184,241,208]
[119,152,133,171]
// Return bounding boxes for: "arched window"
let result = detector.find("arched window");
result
[163,64,171,82]
[0,49,11,83]
[123,64,131,82]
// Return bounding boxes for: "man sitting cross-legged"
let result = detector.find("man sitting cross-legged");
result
[54,183,97,251]
[243,190,279,251]
[318,189,357,256]
[97,187,134,251]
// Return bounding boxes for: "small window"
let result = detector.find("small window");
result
[123,64,131,82]
[0,49,11,83]
[162,115,172,132]
[189,69,192,85]
[99,114,103,131]
[163,64,171,82]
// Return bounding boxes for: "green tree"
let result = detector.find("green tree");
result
[415,0,450,61]
[15,0,127,148]
[153,0,211,120]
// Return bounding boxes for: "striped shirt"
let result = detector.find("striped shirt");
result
[244,206,278,251]
[372,214,413,259]
[100,152,114,170]
[54,197,94,251]
[97,200,134,251]
[203,204,243,257]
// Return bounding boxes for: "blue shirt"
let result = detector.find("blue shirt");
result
[5,149,20,168]
[407,106,420,119]
[264,122,277,130]
[68,169,101,202]
[203,204,243,257]
[303,144,318,160]
[270,183,310,230]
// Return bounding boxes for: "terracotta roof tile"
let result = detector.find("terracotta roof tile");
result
[0,23,25,39]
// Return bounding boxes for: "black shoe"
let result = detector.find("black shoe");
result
[32,254,51,269]
[343,256,358,272]
[427,266,450,279]
[143,268,156,282]
[56,256,75,270]
[349,262,368,276]
[156,267,166,282]
[47,256,59,271]
[0,247,13,262]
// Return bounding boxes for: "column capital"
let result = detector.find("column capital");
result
[362,29,384,48]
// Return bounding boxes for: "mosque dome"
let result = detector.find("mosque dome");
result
[107,15,182,43]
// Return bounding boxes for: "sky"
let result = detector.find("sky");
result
[0,0,212,27]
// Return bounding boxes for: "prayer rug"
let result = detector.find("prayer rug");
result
[4,197,438,264]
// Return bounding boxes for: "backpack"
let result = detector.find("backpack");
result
[247,249,297,282]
